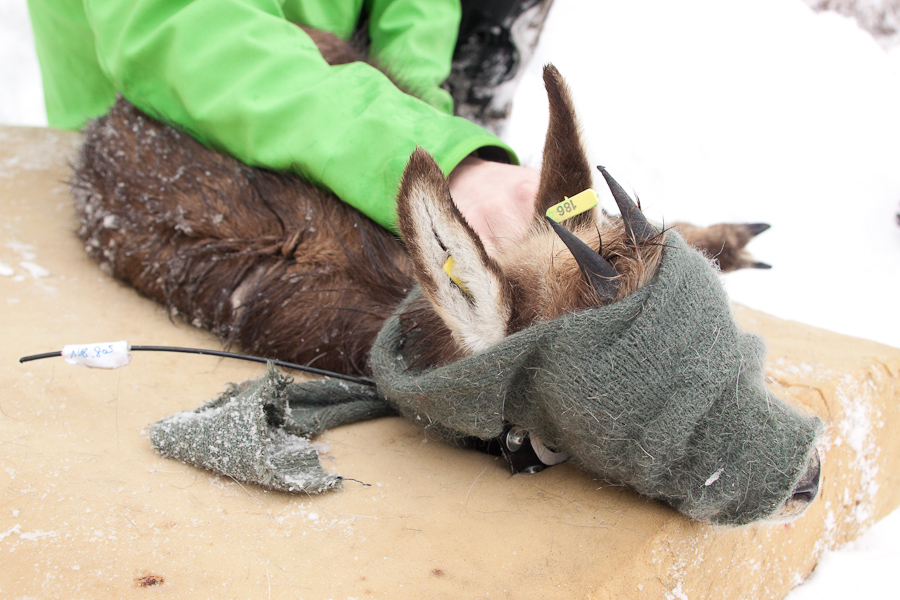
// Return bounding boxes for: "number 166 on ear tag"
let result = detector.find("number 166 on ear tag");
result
[545,189,599,222]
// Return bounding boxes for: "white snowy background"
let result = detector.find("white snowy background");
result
[1,0,898,597]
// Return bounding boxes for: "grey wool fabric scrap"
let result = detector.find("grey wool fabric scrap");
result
[149,231,822,525]
[149,364,344,494]
[371,232,823,525]
[282,376,396,438]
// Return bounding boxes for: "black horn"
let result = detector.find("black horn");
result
[545,216,619,301]
[597,166,657,243]
[746,223,771,237]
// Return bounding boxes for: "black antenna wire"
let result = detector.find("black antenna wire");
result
[19,345,375,387]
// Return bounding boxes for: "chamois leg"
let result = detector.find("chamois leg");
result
[671,221,772,272]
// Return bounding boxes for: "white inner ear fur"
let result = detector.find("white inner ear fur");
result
[405,178,511,354]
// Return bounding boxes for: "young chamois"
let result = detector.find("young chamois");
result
[72,29,818,524]
[72,35,767,375]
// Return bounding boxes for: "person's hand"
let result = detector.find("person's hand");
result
[448,156,539,254]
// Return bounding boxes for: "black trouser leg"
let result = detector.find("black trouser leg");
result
[447,0,554,131]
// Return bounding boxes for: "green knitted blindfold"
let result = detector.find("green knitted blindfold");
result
[371,231,823,525]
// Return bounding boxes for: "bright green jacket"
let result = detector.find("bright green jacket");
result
[26,0,516,231]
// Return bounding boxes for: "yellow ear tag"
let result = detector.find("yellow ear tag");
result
[443,256,471,296]
[545,189,599,222]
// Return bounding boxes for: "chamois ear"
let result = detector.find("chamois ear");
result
[397,148,513,354]
[535,64,596,229]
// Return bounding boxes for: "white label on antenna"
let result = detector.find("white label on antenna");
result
[62,341,131,369]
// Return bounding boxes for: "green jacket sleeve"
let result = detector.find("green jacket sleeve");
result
[73,0,516,232]
[364,0,457,113]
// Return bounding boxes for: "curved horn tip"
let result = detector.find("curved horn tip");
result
[746,223,771,237]
[544,215,620,301]
[595,165,658,242]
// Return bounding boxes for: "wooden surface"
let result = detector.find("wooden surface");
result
[1,125,898,599]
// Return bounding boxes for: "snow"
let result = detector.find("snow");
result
[505,0,900,351]
[789,508,900,599]
[2,0,899,597]
[0,0,45,127]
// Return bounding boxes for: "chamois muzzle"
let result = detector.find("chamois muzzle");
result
[771,447,821,521]
[792,449,821,502]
